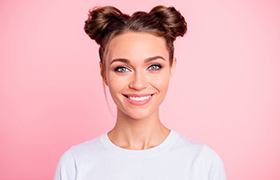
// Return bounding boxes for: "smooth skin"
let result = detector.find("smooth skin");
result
[100,32,176,150]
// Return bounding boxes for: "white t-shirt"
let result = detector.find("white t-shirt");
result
[54,129,226,180]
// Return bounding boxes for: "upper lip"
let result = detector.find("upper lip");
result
[123,93,154,97]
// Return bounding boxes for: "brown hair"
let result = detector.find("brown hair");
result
[84,5,187,66]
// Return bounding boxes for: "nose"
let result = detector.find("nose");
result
[128,71,147,90]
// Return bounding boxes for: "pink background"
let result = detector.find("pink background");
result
[1,0,279,179]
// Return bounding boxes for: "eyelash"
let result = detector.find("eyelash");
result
[148,64,162,71]
[114,64,162,73]
[114,66,129,73]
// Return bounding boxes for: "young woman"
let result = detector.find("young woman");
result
[54,5,226,180]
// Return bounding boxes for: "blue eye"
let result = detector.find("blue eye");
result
[114,66,130,73]
[148,64,162,71]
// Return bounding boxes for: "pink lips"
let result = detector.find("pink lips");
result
[123,93,154,106]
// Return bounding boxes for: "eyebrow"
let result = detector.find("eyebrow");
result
[110,56,166,65]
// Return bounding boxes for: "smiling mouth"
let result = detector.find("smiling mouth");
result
[123,94,154,105]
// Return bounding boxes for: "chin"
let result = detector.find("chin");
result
[119,108,157,120]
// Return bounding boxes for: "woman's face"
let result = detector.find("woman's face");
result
[101,32,176,120]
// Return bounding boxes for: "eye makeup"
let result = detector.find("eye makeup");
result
[147,64,162,71]
[113,63,163,73]
[114,66,130,73]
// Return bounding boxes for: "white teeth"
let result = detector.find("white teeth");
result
[128,96,151,101]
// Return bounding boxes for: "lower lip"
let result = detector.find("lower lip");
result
[125,95,153,106]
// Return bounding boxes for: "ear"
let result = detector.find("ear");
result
[99,62,108,86]
[170,57,176,78]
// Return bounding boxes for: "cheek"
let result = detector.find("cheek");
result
[107,73,129,91]
[151,72,171,90]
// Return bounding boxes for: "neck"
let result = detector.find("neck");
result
[107,109,170,150]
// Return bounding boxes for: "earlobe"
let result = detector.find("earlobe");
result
[99,62,108,86]
[170,58,176,77]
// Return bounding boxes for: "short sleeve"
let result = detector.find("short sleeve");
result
[202,145,227,180]
[54,148,77,180]
[190,144,227,180]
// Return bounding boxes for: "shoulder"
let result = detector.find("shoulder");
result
[172,131,227,180]
[193,145,227,180]
[55,134,105,169]
[70,134,104,154]
[173,131,223,160]
[54,134,106,180]
[171,131,206,157]
[61,133,107,163]
[194,144,225,169]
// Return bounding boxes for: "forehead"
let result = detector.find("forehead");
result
[106,32,169,63]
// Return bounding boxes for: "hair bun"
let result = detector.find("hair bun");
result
[149,6,187,40]
[84,6,128,44]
